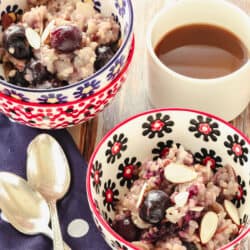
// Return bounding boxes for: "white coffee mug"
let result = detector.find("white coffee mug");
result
[146,0,250,121]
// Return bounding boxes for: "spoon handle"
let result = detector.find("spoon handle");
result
[48,201,65,250]
[43,228,72,250]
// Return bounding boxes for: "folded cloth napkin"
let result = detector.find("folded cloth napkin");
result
[0,114,110,250]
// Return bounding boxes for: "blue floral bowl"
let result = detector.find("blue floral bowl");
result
[87,108,250,250]
[0,0,134,103]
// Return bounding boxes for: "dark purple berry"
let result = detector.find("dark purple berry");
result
[112,215,139,242]
[3,24,31,59]
[8,69,29,87]
[50,25,82,53]
[94,45,115,71]
[182,242,198,250]
[24,60,51,86]
[139,190,170,224]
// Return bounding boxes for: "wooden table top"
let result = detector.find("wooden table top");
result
[69,0,250,162]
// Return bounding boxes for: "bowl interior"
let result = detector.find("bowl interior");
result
[0,0,133,90]
[88,109,250,248]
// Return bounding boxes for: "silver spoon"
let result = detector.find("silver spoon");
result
[0,172,71,250]
[27,134,71,250]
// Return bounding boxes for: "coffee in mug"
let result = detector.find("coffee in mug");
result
[154,24,248,79]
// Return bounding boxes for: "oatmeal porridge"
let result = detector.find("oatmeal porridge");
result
[0,0,121,88]
[113,145,241,250]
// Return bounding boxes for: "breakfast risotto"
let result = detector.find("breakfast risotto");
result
[113,144,241,250]
[0,0,120,88]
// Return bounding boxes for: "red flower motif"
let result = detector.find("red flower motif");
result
[102,180,119,211]
[202,156,216,169]
[111,142,122,155]
[198,123,212,135]
[151,120,165,132]
[236,186,244,200]
[117,157,141,188]
[105,189,113,203]
[123,165,134,179]
[160,147,170,158]
[232,143,243,157]
[94,171,100,185]
[106,134,128,164]
[142,113,174,138]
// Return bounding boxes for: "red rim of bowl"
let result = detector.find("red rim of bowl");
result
[0,36,135,107]
[87,108,250,250]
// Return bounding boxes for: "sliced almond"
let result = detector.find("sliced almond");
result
[164,163,198,183]
[25,27,41,49]
[136,183,148,208]
[200,211,219,244]
[174,191,189,207]
[224,200,240,225]
[41,20,55,44]
[190,206,204,212]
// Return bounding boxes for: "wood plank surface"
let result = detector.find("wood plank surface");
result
[70,0,250,161]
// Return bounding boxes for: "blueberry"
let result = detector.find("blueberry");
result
[112,215,139,242]
[50,25,82,53]
[3,24,31,59]
[182,242,198,250]
[94,45,115,71]
[24,60,51,86]
[139,190,170,224]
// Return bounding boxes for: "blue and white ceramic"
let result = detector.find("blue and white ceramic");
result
[0,0,134,103]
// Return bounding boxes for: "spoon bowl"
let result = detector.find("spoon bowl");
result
[0,172,50,234]
[27,134,71,250]
[0,172,71,250]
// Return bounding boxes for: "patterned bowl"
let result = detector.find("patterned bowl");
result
[0,0,133,103]
[0,37,134,129]
[87,108,250,250]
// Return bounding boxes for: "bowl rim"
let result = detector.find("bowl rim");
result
[0,0,134,94]
[0,37,135,107]
[86,108,250,250]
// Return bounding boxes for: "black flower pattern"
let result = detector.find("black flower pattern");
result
[101,210,113,225]
[1,5,23,30]
[91,161,103,194]
[105,133,128,164]
[152,140,180,160]
[194,148,222,171]
[111,240,128,250]
[93,0,101,12]
[224,134,249,166]
[232,176,247,208]
[102,180,119,212]
[117,157,141,188]
[240,214,249,226]
[142,113,174,138]
[189,115,221,142]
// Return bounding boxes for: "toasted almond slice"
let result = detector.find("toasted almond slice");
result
[174,191,189,207]
[224,200,240,225]
[41,20,55,44]
[190,206,204,212]
[200,211,219,244]
[136,183,148,209]
[164,163,198,183]
[25,27,41,49]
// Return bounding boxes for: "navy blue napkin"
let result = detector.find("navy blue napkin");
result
[0,114,110,250]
